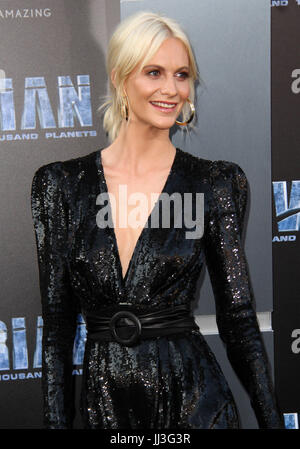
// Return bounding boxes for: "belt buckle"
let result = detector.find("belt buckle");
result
[109,311,142,346]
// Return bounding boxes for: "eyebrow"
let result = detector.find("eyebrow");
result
[143,64,189,72]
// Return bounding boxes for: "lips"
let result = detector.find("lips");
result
[150,101,178,112]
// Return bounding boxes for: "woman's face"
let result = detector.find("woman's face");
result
[123,37,190,130]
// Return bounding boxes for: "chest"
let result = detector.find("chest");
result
[70,155,209,296]
[103,166,172,278]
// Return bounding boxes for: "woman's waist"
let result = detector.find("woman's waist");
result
[82,304,199,346]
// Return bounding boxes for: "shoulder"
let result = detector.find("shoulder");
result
[176,147,211,178]
[177,149,248,227]
[209,159,247,182]
[31,148,100,192]
[177,148,247,190]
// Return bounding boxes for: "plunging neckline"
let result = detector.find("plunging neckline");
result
[97,147,179,286]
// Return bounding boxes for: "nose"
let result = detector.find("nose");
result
[160,74,177,96]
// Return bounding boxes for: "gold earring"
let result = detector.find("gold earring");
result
[175,98,195,126]
[121,94,129,121]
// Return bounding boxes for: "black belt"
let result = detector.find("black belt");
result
[84,304,199,346]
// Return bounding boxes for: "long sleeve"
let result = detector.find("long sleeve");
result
[31,162,79,429]
[203,160,284,429]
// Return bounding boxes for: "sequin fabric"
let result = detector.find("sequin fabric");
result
[31,147,283,429]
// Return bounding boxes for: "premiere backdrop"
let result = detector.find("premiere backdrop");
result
[0,0,297,429]
[271,1,300,429]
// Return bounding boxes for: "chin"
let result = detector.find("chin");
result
[157,124,174,130]
[151,118,176,130]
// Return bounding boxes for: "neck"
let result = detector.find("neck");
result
[104,120,176,174]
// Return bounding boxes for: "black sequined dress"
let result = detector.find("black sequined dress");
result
[31,147,283,429]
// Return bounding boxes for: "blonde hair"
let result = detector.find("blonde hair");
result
[98,11,200,143]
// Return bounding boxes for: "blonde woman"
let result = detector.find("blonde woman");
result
[31,11,283,429]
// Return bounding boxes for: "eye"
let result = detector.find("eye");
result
[147,70,160,77]
[176,71,189,80]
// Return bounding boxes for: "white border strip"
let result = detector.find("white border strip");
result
[195,312,272,335]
